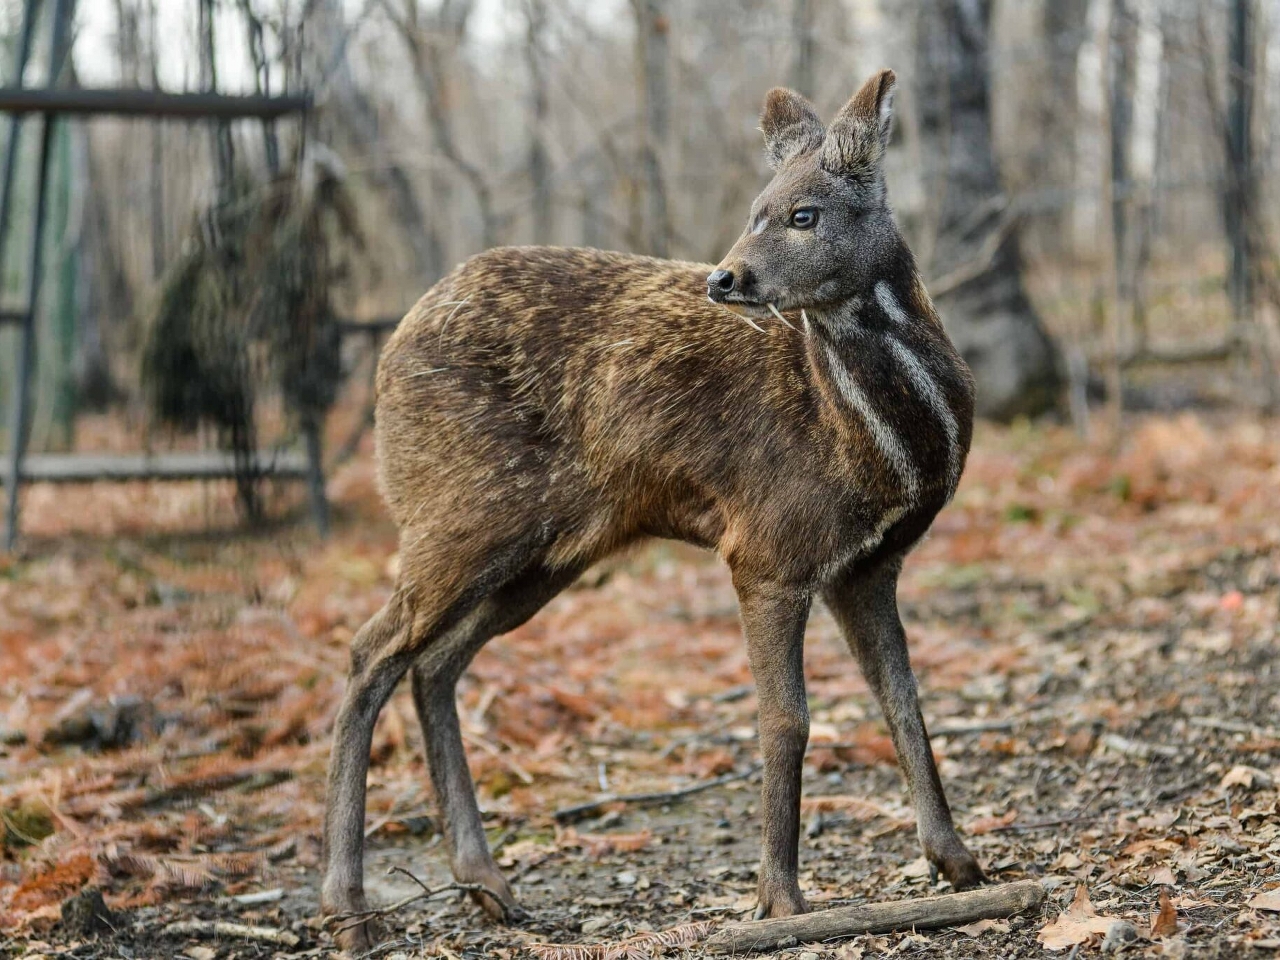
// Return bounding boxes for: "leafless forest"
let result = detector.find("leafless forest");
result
[1,1,1280,958]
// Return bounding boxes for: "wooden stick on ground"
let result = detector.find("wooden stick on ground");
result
[702,880,1045,954]
[552,765,760,824]
[160,919,300,947]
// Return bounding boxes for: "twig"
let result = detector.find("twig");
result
[989,813,1104,834]
[927,203,1018,298]
[160,919,300,947]
[552,765,760,824]
[702,880,1046,954]
[1100,733,1180,759]
[227,887,284,906]
[327,870,492,937]
[710,684,753,703]
[929,718,1017,737]
[1189,716,1280,740]
[511,849,562,882]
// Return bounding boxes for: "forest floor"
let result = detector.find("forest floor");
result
[1,412,1279,959]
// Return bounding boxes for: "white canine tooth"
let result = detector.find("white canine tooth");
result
[767,303,796,330]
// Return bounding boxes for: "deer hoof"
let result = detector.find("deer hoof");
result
[333,917,381,954]
[753,879,808,919]
[924,836,987,891]
[321,890,382,954]
[457,861,520,922]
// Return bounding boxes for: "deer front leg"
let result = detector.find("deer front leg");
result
[735,577,812,919]
[823,558,985,890]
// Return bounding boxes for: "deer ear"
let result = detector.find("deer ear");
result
[760,87,825,170]
[820,68,896,176]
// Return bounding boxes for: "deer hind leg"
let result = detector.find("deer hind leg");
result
[409,564,582,922]
[822,556,985,891]
[321,593,419,951]
[321,529,564,951]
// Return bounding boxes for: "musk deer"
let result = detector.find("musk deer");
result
[322,69,984,949]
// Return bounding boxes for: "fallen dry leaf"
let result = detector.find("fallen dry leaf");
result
[1038,884,1118,951]
[1151,886,1179,937]
[954,918,1010,937]
[966,809,1018,835]
[1220,764,1272,790]
[1247,889,1280,912]
[557,827,653,858]
[900,857,933,880]
[529,919,716,960]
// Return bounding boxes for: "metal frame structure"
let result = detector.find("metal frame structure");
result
[0,0,342,551]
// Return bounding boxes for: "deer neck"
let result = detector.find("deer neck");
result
[802,276,967,504]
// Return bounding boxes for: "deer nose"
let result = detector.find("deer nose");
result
[708,269,736,297]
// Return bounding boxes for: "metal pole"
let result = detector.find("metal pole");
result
[303,415,330,538]
[4,0,73,552]
[1,0,42,553]
[0,88,311,119]
[0,0,41,284]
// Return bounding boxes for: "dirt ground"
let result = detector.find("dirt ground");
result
[2,412,1279,958]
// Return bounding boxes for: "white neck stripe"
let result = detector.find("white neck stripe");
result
[875,281,961,494]
[820,338,920,501]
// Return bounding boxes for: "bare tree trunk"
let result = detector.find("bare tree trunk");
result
[791,0,816,98]
[306,0,444,282]
[383,0,498,250]
[147,0,164,279]
[1036,0,1091,258]
[1104,0,1136,421]
[633,0,669,257]
[1127,0,1165,353]
[238,0,280,174]
[915,0,1060,420]
[525,0,552,243]
[1225,0,1254,337]
[198,0,235,202]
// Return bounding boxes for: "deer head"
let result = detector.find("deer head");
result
[707,69,901,319]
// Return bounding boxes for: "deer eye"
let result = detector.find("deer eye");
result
[789,208,819,230]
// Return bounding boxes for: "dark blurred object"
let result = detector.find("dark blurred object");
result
[142,159,360,520]
[42,694,161,751]
[59,888,116,937]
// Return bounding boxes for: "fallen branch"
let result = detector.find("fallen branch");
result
[552,765,759,824]
[160,919,300,947]
[702,880,1046,954]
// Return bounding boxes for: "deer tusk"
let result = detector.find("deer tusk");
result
[768,303,797,330]
[801,309,811,334]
